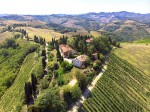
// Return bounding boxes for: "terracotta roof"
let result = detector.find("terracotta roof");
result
[59,44,76,53]
[77,55,88,62]
[86,38,93,43]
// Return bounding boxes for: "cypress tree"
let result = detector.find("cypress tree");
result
[24,82,32,104]
[31,73,37,94]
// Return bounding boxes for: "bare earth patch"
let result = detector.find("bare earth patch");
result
[68,79,77,87]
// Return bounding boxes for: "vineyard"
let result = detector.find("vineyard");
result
[0,52,39,112]
[114,44,150,75]
[81,54,150,112]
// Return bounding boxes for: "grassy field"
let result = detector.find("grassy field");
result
[90,31,101,37]
[16,27,63,42]
[82,54,150,112]
[134,38,150,44]
[0,52,39,112]
[66,29,89,37]
[114,44,150,75]
[0,31,13,43]
[1,20,26,25]
[1,20,45,26]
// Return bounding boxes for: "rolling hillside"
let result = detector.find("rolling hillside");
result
[0,11,150,112]
[114,43,150,75]
[0,53,37,112]
[0,31,14,43]
[82,54,150,112]
[100,20,150,41]
[1,12,150,42]
[15,27,63,42]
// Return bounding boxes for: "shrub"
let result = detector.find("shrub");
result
[39,77,49,90]
[54,70,59,78]
[61,61,73,72]
[47,62,55,71]
[54,62,59,70]
[58,75,65,86]
[93,63,99,71]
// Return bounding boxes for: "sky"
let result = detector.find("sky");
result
[0,0,149,15]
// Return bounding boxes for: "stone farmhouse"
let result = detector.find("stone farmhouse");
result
[72,54,88,68]
[59,44,77,58]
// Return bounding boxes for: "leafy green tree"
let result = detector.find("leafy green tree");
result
[5,39,18,48]
[58,75,65,86]
[88,45,95,55]
[71,84,81,101]
[95,60,101,66]
[61,61,73,72]
[75,71,88,91]
[100,53,105,63]
[67,37,75,48]
[34,87,66,112]
[86,57,91,65]
[93,63,99,71]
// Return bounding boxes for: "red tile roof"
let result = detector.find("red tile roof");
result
[77,55,88,62]
[59,44,76,54]
[86,38,93,43]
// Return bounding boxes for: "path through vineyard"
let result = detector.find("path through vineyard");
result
[68,63,108,112]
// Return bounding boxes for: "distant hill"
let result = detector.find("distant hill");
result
[0,11,150,41]
[100,20,150,41]
[1,11,150,27]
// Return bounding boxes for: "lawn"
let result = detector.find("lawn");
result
[114,43,150,75]
[0,52,39,112]
[16,27,63,42]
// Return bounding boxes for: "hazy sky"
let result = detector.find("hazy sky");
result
[0,0,150,14]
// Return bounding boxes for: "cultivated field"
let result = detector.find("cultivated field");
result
[16,27,63,42]
[0,52,38,112]
[82,54,150,112]
[0,31,13,43]
[1,20,45,26]
[114,44,150,75]
[90,31,101,37]
[134,38,150,44]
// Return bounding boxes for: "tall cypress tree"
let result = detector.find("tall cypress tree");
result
[31,73,37,94]
[24,82,32,104]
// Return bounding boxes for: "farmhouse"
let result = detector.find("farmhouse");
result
[73,54,89,68]
[59,44,77,58]
[86,38,93,43]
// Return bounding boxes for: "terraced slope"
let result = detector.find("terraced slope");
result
[81,54,150,112]
[0,52,38,112]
